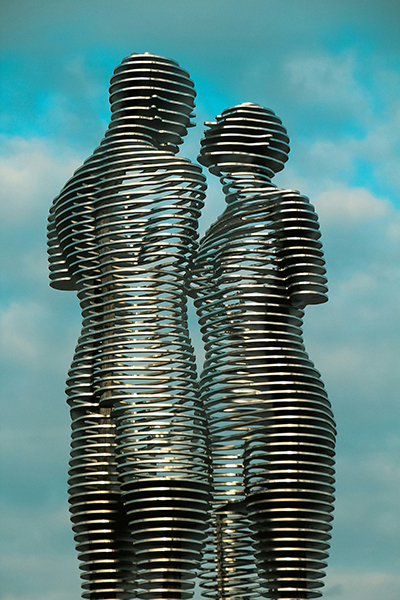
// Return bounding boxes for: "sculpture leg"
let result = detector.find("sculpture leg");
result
[203,505,261,600]
[115,476,209,600]
[67,330,136,599]
[92,283,210,600]
[242,346,336,599]
[198,341,262,600]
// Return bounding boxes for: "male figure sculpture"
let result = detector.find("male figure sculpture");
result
[48,53,210,600]
[192,103,336,599]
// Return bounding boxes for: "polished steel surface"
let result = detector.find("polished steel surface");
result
[193,103,336,600]
[49,62,335,600]
[48,53,210,600]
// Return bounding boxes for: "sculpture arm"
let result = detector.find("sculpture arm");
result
[47,151,102,292]
[274,190,328,309]
[47,202,77,291]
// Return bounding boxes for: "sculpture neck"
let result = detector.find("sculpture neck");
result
[105,123,157,147]
[219,170,276,205]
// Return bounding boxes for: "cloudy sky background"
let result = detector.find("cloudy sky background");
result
[1,1,400,599]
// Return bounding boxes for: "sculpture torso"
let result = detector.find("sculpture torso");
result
[49,135,205,293]
[192,176,332,502]
[48,131,209,476]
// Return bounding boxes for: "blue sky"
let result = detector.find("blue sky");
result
[1,1,400,599]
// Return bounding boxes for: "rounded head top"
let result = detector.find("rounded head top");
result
[108,52,196,153]
[198,103,290,177]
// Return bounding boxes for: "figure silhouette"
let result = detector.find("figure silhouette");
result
[48,53,210,600]
[192,103,335,600]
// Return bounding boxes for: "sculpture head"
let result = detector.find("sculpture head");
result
[108,53,196,153]
[198,103,290,177]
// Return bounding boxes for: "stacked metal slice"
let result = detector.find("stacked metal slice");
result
[48,53,210,600]
[193,104,336,599]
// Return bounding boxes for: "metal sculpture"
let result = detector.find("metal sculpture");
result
[47,53,210,600]
[192,103,336,600]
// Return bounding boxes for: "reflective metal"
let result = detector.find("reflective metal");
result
[48,53,210,600]
[49,63,335,600]
[193,103,336,600]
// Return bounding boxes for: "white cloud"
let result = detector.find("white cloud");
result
[20,246,49,281]
[306,298,400,399]
[337,271,376,294]
[0,500,79,599]
[0,503,70,550]
[0,301,45,362]
[0,554,79,600]
[0,244,49,288]
[1,588,77,600]
[0,426,70,470]
[284,53,369,117]
[277,52,400,223]
[307,139,355,178]
[324,569,400,600]
[314,184,392,225]
[360,110,400,192]
[336,448,400,520]
[0,299,79,370]
[0,137,82,224]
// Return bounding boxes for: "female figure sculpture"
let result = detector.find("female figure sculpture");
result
[192,103,336,600]
[48,53,210,600]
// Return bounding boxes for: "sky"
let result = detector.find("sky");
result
[1,1,400,599]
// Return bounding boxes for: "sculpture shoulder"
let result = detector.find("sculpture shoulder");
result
[47,148,103,291]
[98,139,206,175]
[51,149,103,216]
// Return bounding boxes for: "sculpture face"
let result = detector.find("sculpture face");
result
[108,53,197,152]
[197,102,290,177]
